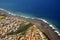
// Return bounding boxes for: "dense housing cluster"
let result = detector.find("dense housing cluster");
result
[0,15,48,40]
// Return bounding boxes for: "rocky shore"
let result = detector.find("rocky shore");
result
[0,9,60,40]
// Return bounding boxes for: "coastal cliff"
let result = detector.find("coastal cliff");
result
[0,9,60,40]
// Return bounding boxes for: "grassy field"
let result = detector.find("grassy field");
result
[0,16,5,20]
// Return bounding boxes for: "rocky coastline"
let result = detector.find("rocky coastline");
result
[0,8,60,40]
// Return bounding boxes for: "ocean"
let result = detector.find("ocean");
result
[0,0,60,32]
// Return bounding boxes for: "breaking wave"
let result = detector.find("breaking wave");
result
[0,8,60,36]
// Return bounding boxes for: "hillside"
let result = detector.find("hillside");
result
[0,9,60,40]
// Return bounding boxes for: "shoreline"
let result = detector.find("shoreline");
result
[0,8,60,36]
[9,12,60,36]
[36,18,60,36]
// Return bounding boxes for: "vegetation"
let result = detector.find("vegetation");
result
[0,16,5,20]
[7,22,33,35]
[19,22,33,35]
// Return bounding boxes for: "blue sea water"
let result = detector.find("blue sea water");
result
[0,0,60,30]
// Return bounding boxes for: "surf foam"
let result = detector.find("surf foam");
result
[0,8,60,36]
[0,8,17,16]
[36,18,60,36]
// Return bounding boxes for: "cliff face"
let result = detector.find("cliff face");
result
[0,9,60,40]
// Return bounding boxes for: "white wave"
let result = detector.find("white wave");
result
[35,18,60,36]
[36,18,49,24]
[20,15,35,19]
[36,18,56,29]
[0,8,60,36]
[41,19,60,36]
[24,16,30,18]
[31,18,35,19]
[0,8,5,11]
[40,19,60,36]
[20,15,30,18]
[49,24,56,29]
[58,34,60,36]
[54,30,60,36]
[0,8,11,14]
[0,8,17,16]
[41,19,49,23]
